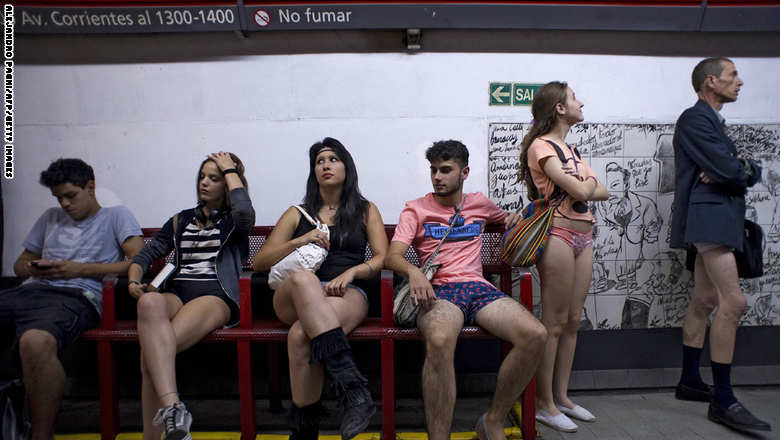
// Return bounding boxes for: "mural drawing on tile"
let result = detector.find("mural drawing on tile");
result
[489,122,780,330]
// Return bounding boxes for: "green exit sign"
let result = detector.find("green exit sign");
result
[489,83,542,106]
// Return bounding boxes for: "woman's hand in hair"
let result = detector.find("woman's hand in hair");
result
[209,151,237,171]
[209,151,245,191]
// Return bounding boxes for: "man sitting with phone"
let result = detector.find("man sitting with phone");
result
[0,158,144,440]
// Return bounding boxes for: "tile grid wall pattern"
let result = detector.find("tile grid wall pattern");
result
[488,122,780,330]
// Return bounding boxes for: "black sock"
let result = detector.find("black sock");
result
[712,361,737,407]
[680,345,708,388]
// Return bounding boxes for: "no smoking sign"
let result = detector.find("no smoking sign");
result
[254,9,270,27]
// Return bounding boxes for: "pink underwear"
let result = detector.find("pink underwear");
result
[549,226,593,257]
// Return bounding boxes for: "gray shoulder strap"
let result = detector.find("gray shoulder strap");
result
[172,213,179,237]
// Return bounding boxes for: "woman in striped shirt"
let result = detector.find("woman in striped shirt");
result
[128,151,255,440]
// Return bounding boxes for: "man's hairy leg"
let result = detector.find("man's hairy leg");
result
[418,300,464,440]
[476,298,547,439]
[19,329,66,440]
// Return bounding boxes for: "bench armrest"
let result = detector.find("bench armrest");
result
[380,269,394,327]
[516,270,533,310]
[239,273,253,328]
[100,275,118,330]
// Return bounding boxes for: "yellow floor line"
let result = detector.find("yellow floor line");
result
[257,434,381,440]
[510,401,539,439]
[114,433,240,440]
[59,428,525,440]
[55,435,101,440]
[395,426,522,440]
[510,401,524,427]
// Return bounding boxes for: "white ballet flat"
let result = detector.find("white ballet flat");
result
[535,410,578,432]
[556,404,596,422]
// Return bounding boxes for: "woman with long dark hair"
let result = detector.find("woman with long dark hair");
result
[518,82,608,432]
[128,152,255,440]
[253,138,388,440]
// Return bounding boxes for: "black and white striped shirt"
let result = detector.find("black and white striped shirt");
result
[173,218,221,281]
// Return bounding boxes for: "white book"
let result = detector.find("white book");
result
[149,263,176,290]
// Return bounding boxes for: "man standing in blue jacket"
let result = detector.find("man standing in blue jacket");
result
[670,57,770,432]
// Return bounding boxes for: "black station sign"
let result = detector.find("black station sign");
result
[14,2,780,34]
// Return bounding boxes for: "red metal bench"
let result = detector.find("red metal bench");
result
[81,224,535,440]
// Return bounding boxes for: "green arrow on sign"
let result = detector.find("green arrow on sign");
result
[489,83,512,106]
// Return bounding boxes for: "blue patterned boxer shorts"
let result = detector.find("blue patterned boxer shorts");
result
[434,281,507,324]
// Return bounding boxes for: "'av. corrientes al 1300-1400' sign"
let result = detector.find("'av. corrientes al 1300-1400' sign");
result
[17,6,241,33]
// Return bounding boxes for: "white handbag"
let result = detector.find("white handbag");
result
[268,205,329,290]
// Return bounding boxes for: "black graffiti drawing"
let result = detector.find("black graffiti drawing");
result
[741,282,778,326]
[488,122,780,329]
[762,169,780,196]
[592,161,663,295]
[654,133,675,194]
[755,168,780,244]
[621,251,694,329]
[768,201,780,244]
[580,306,595,331]
[726,125,780,159]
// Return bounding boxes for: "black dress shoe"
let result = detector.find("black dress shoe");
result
[708,400,772,432]
[675,382,713,402]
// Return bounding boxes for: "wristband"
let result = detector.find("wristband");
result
[364,261,375,272]
[129,280,142,286]
[222,168,239,176]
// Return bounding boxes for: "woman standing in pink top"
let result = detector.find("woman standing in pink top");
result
[518,81,609,432]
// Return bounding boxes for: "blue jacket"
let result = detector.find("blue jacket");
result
[132,188,255,312]
[670,100,761,251]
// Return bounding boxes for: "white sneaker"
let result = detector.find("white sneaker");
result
[153,402,193,440]
[535,410,578,432]
[556,404,596,422]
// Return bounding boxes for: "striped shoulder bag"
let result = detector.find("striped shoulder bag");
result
[502,139,576,267]
[500,196,560,267]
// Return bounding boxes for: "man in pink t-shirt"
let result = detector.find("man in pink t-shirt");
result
[385,140,547,440]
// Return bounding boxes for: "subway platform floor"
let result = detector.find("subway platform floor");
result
[56,386,780,440]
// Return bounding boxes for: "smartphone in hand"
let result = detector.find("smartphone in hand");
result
[31,260,53,270]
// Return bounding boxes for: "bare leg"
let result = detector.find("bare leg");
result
[681,254,718,349]
[475,298,547,440]
[137,292,183,421]
[287,321,325,406]
[287,289,369,406]
[554,246,593,409]
[417,300,464,440]
[273,271,341,336]
[700,249,745,364]
[534,237,575,416]
[695,249,772,432]
[141,352,164,440]
[18,329,65,440]
[139,294,230,440]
